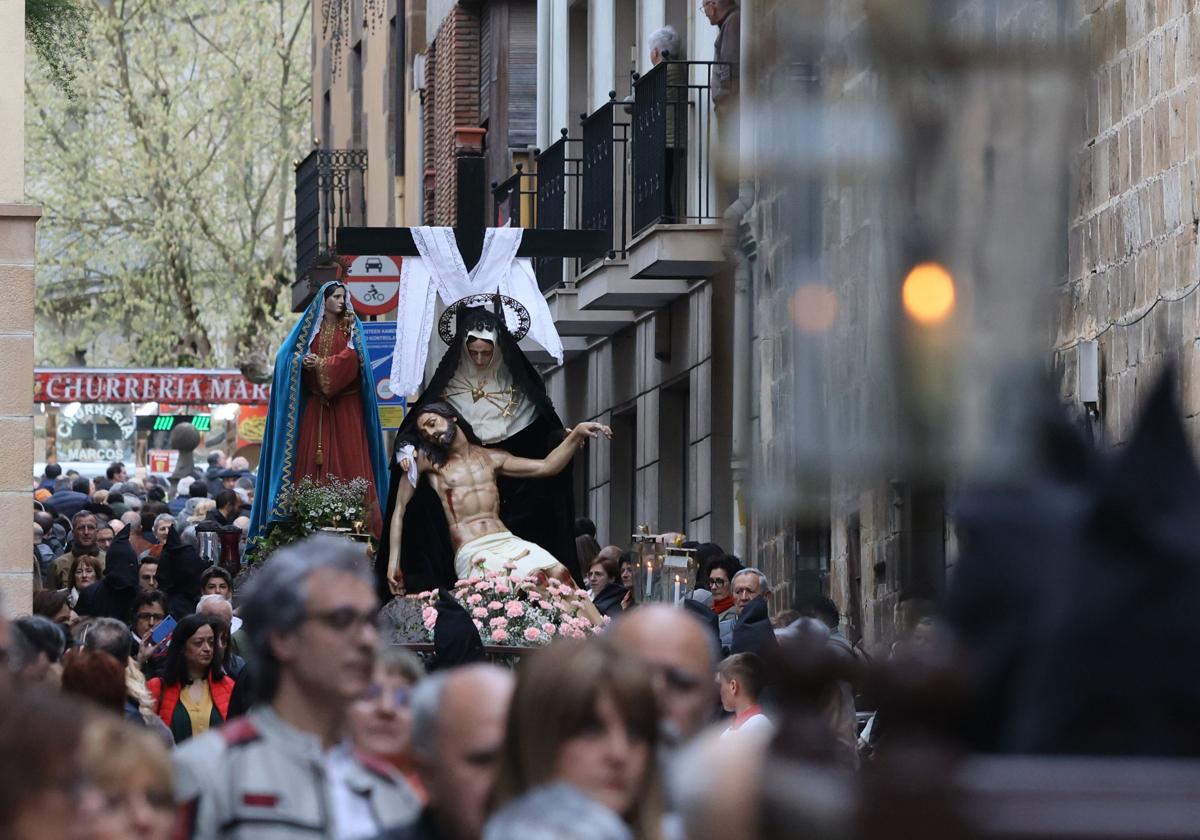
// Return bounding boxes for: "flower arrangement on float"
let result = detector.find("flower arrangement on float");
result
[412,560,607,647]
[245,475,373,564]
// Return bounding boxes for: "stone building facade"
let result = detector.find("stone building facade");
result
[743,0,1082,652]
[1058,0,1200,445]
[1,0,39,612]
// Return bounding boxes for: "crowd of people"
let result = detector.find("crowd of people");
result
[6,457,898,840]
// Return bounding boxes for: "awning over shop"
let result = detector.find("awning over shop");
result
[35,368,270,405]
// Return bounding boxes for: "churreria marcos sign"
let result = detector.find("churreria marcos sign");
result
[35,369,271,405]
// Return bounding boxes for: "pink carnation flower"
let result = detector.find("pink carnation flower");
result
[471,607,488,619]
[524,627,542,642]
[503,560,518,570]
[494,582,511,595]
[488,601,504,611]
[504,600,525,618]
[491,628,509,642]
[541,622,557,636]
[467,593,483,606]
[473,619,483,631]
[422,608,437,630]
[489,616,508,629]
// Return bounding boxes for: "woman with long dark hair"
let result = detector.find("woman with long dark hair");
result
[146,614,235,743]
[486,637,664,840]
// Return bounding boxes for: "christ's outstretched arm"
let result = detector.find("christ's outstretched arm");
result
[495,422,613,479]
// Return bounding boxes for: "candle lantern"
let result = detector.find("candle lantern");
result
[631,526,697,604]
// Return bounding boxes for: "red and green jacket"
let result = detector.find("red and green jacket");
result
[148,674,235,743]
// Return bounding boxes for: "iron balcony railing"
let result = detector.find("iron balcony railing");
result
[492,163,537,228]
[631,60,731,236]
[294,148,368,285]
[581,96,632,270]
[533,131,583,292]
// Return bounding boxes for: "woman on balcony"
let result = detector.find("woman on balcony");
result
[648,26,687,222]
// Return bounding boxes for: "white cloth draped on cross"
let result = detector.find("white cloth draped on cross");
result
[389,226,564,396]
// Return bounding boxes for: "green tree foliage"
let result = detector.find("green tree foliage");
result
[26,0,90,96]
[27,0,311,367]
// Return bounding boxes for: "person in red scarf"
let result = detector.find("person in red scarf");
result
[705,556,742,616]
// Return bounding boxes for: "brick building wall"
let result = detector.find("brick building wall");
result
[424,5,481,224]
[1060,0,1200,445]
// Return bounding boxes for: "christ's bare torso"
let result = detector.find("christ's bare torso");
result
[424,445,507,550]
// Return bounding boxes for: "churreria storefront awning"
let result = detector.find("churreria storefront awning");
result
[35,368,270,405]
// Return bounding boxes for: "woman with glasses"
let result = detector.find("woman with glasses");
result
[147,614,235,743]
[702,556,742,617]
[348,646,427,802]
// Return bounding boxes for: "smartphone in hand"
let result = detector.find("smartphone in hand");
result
[148,614,177,647]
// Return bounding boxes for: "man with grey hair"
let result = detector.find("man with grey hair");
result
[728,567,777,660]
[702,0,740,108]
[174,534,418,838]
[719,567,770,650]
[376,664,515,840]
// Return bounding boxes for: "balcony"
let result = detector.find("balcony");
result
[292,148,368,312]
[488,59,732,347]
[627,60,729,280]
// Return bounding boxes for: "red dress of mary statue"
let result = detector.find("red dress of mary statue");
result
[294,285,383,537]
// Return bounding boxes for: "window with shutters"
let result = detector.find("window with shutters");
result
[507,1,536,148]
[391,12,405,174]
[351,41,364,148]
[479,6,493,126]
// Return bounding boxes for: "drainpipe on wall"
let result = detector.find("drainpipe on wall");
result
[725,0,757,564]
[724,183,755,563]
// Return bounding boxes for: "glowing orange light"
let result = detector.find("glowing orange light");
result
[902,262,956,325]
[789,284,838,333]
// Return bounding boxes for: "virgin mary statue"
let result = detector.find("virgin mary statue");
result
[249,282,389,540]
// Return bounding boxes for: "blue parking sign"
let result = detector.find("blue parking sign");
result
[360,321,407,430]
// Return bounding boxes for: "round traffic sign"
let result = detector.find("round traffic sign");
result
[344,255,401,315]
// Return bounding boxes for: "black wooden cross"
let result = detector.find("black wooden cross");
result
[337,152,607,272]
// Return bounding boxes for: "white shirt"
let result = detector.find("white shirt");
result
[720,711,775,739]
[325,744,381,840]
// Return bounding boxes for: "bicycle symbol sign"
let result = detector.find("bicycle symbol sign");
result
[343,255,401,315]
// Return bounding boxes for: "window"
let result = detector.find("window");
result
[351,41,364,148]
[391,12,405,173]
[322,90,332,149]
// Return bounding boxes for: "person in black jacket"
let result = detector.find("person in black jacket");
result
[585,553,628,618]
[75,521,138,622]
[154,523,208,618]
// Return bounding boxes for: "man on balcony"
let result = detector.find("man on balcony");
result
[704,0,741,205]
[704,0,741,111]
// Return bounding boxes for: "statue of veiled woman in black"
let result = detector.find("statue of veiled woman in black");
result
[376,299,579,599]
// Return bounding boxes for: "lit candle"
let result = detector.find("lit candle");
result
[645,560,652,599]
[673,574,680,604]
